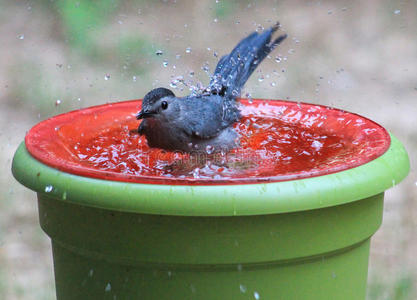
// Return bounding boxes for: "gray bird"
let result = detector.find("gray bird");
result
[137,22,287,153]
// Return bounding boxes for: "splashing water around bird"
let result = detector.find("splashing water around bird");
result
[136,22,287,152]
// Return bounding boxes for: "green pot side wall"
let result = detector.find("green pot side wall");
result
[12,132,409,299]
[12,134,409,216]
[38,192,383,300]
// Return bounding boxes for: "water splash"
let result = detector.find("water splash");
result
[44,185,53,193]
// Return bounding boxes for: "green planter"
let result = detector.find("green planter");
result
[12,100,409,299]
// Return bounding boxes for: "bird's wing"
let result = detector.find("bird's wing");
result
[178,96,234,140]
[209,22,286,97]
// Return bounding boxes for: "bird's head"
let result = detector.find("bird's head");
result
[136,87,176,120]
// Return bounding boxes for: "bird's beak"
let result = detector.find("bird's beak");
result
[136,110,155,119]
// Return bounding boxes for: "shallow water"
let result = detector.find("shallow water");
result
[67,101,388,183]
[25,99,390,184]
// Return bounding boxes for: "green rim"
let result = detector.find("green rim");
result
[12,134,409,216]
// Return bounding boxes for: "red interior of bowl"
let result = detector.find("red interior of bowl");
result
[25,99,390,185]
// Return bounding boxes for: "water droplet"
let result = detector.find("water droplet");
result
[185,47,192,54]
[104,74,110,80]
[254,291,260,299]
[44,185,53,193]
[394,9,401,14]
[312,140,323,151]
[206,145,214,154]
[169,80,177,88]
[202,64,210,73]
[105,283,111,292]
[239,284,247,293]
[155,50,163,56]
[17,34,24,40]
[192,168,200,178]
[55,99,62,106]
[162,59,168,67]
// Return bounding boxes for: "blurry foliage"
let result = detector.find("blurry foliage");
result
[56,0,118,57]
[213,0,236,19]
[368,273,415,300]
[55,0,157,70]
[7,61,62,116]
[393,275,414,300]
[117,34,156,76]
[6,0,163,117]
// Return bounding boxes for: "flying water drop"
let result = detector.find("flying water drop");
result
[44,185,53,193]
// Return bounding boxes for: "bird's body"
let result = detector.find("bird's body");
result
[137,23,286,153]
[138,94,240,151]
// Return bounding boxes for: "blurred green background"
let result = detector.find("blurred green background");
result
[1,0,416,299]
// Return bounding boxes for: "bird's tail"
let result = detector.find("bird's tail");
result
[209,22,287,98]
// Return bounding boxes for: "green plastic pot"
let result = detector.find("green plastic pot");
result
[12,99,409,299]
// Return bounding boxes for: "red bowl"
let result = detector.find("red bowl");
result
[25,99,390,185]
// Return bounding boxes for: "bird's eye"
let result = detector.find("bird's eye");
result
[161,101,168,110]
